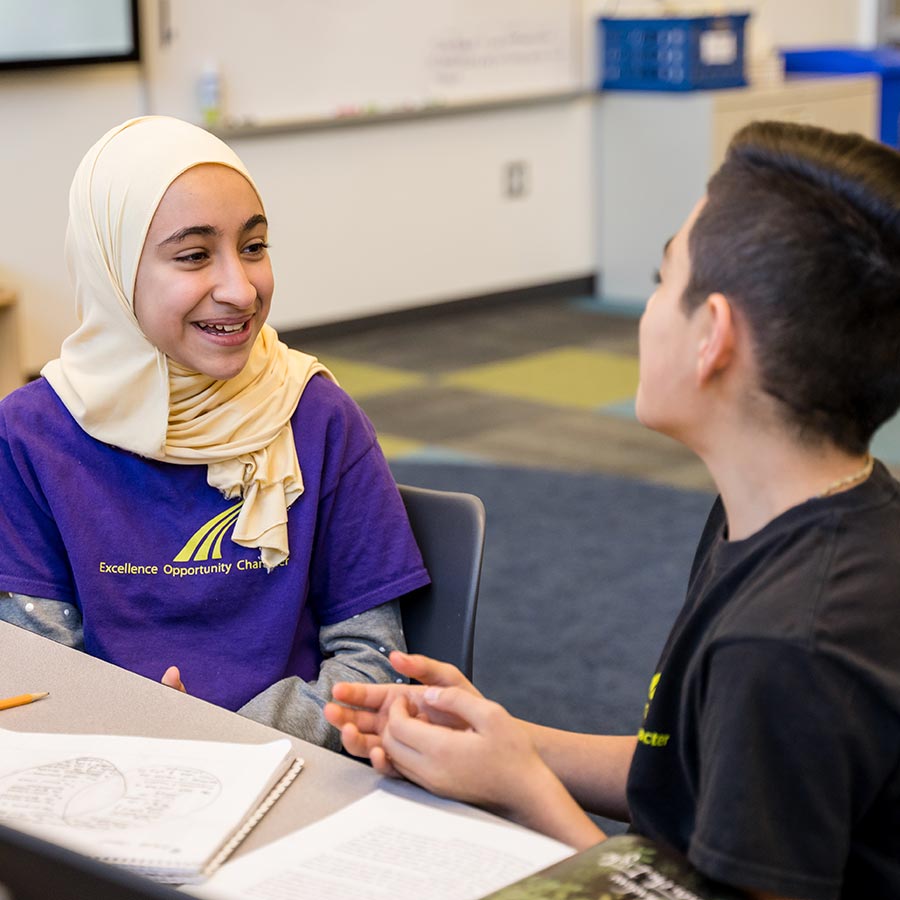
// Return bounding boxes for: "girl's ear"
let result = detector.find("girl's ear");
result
[696,292,735,385]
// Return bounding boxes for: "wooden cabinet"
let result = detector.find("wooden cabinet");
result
[597,75,879,306]
[0,289,23,398]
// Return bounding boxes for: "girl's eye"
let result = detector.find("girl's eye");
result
[243,241,270,256]
[652,268,662,285]
[175,251,208,264]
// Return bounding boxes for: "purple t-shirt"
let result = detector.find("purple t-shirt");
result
[0,375,428,709]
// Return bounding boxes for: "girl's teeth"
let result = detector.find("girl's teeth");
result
[199,322,243,333]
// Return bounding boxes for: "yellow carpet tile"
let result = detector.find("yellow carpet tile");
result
[316,356,425,400]
[376,434,428,459]
[441,347,639,410]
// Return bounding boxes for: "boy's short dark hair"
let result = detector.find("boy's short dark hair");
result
[683,121,900,454]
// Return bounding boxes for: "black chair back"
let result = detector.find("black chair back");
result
[397,484,486,680]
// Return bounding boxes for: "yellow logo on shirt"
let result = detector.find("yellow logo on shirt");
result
[97,500,289,579]
[641,672,671,748]
[643,671,661,720]
[173,501,243,562]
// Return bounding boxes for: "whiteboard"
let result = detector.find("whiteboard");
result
[146,0,582,127]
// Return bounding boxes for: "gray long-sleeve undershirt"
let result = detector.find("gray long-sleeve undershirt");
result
[0,591,406,750]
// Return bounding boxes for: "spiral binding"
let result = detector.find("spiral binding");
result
[203,757,305,878]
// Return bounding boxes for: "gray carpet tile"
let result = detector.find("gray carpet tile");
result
[390,459,714,834]
[359,384,558,443]
[285,294,711,488]
[434,407,715,489]
[582,330,641,356]
[303,299,639,374]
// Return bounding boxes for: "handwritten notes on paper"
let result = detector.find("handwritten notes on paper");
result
[0,728,297,883]
[0,756,221,830]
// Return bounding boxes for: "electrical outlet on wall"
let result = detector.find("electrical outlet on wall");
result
[503,160,530,199]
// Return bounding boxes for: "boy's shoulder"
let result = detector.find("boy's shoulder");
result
[700,466,900,700]
[719,463,900,582]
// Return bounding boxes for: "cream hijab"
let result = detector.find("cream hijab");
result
[42,116,334,569]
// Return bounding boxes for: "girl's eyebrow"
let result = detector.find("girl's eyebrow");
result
[243,214,267,232]
[159,224,218,247]
[158,215,268,248]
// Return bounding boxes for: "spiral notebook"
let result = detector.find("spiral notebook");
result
[0,727,302,884]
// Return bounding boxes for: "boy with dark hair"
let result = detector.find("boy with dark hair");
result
[325,121,900,900]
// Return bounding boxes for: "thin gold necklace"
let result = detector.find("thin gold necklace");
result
[817,454,874,498]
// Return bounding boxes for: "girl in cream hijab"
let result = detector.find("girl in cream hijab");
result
[0,116,429,748]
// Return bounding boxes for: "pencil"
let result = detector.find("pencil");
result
[0,692,50,711]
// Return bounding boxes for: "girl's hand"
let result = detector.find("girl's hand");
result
[161,665,187,693]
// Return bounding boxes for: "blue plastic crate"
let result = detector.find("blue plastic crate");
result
[600,14,750,92]
[782,47,900,148]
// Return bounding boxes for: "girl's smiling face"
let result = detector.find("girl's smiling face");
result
[133,163,273,380]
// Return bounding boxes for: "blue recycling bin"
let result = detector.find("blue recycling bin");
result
[781,47,900,148]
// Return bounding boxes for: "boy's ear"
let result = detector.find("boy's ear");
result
[696,292,735,384]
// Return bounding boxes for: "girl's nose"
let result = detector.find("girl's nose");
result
[211,254,257,309]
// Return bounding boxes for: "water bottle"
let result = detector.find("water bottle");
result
[198,65,223,129]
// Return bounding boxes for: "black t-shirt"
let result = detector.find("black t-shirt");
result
[627,461,900,900]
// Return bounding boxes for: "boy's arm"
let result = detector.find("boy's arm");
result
[378,685,608,850]
[326,651,482,769]
[327,651,635,824]
[521,722,635,822]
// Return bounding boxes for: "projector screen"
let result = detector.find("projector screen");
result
[0,0,139,70]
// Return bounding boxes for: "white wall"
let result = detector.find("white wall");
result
[0,64,146,373]
[0,73,593,372]
[0,0,874,373]
[233,104,594,333]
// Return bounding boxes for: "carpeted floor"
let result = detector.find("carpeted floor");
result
[390,460,714,833]
[293,296,718,833]
[299,292,900,490]
[296,291,900,834]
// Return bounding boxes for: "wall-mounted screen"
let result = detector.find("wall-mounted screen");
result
[0,0,139,70]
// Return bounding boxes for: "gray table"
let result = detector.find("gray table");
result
[0,620,480,859]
